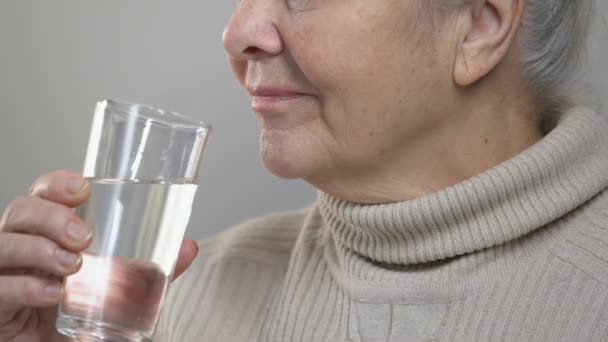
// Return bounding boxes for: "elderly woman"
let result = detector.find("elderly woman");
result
[0,0,606,341]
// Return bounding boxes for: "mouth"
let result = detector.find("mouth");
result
[247,86,311,113]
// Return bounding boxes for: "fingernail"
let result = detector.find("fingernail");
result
[67,222,91,241]
[66,176,87,194]
[44,283,62,299]
[55,249,81,266]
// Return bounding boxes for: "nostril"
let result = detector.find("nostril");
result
[243,46,259,55]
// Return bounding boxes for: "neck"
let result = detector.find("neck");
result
[308,94,544,204]
[317,106,608,303]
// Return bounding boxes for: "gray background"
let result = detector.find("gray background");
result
[0,1,606,240]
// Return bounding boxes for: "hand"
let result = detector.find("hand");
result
[0,170,198,342]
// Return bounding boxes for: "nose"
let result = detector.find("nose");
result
[222,2,283,61]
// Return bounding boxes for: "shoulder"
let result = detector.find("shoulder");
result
[155,207,317,341]
[168,206,316,298]
[197,206,313,266]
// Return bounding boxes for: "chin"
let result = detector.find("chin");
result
[262,154,301,179]
[259,127,321,180]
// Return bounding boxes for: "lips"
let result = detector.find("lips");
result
[247,86,310,113]
[247,86,307,97]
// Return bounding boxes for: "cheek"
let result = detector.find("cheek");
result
[278,4,446,173]
[289,7,431,135]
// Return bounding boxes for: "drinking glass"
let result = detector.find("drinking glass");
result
[55,99,211,342]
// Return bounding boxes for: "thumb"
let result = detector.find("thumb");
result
[172,238,199,281]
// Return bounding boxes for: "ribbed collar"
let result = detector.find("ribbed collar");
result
[319,107,608,266]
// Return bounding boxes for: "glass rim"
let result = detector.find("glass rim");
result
[99,99,212,132]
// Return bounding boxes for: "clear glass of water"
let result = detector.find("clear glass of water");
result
[55,99,211,342]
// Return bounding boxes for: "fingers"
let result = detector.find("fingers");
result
[0,275,62,307]
[0,196,92,252]
[173,239,199,280]
[0,233,82,277]
[29,170,90,208]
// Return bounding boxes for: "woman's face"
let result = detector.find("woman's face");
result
[223,0,456,182]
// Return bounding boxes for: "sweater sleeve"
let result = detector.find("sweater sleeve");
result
[153,240,209,342]
[152,270,187,341]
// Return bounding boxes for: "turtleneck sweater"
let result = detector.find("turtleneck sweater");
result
[155,107,608,341]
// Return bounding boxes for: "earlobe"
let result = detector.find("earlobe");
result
[453,0,522,87]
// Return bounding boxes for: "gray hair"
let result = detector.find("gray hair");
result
[424,0,595,109]
[521,0,594,109]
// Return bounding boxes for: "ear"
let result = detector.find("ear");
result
[453,0,525,87]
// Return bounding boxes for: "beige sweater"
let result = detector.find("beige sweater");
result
[156,107,608,341]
